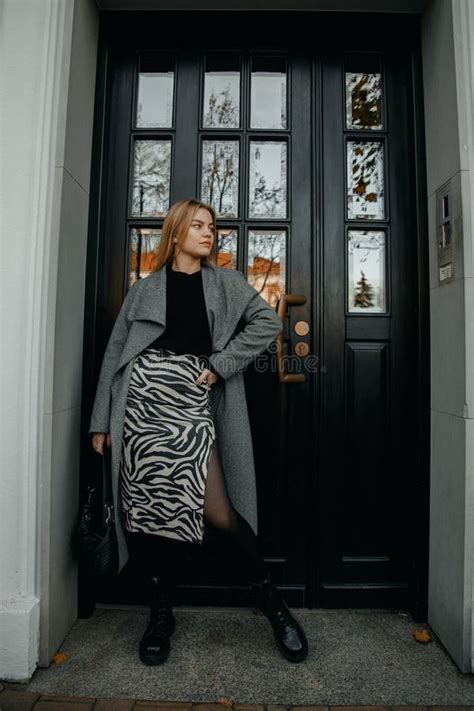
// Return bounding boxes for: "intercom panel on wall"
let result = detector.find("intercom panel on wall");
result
[436,174,463,286]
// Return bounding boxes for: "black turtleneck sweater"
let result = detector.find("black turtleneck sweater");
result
[147,261,216,372]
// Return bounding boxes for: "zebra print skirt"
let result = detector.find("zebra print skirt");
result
[119,346,216,545]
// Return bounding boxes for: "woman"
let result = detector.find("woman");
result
[89,198,308,666]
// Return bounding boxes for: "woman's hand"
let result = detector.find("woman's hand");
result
[196,368,220,389]
[92,432,112,454]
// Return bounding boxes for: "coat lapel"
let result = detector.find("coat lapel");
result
[113,259,226,377]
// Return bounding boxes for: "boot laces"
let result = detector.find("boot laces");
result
[273,604,294,632]
[148,608,173,640]
[151,592,172,619]
[149,588,173,628]
[264,587,297,631]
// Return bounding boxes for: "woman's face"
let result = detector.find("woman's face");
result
[177,207,215,260]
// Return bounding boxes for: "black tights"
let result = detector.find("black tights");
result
[202,440,269,584]
[124,440,269,590]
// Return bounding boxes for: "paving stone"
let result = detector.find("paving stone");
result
[32,703,93,710]
[32,696,95,710]
[0,688,41,711]
[134,704,193,711]
[0,695,468,711]
[93,699,135,710]
[36,695,97,703]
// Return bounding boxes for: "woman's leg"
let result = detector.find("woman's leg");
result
[125,529,182,594]
[202,442,308,663]
[125,529,179,665]
[203,440,269,585]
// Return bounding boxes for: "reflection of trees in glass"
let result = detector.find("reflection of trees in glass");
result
[280,79,287,128]
[248,231,285,307]
[353,271,374,308]
[346,73,382,129]
[129,229,161,285]
[132,141,171,216]
[217,229,237,269]
[348,141,384,219]
[348,230,385,312]
[138,232,161,256]
[249,144,286,218]
[202,141,238,217]
[350,231,382,262]
[204,85,239,127]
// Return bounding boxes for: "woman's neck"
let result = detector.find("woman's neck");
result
[170,255,202,275]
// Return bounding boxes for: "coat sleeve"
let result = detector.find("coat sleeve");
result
[88,282,139,434]
[208,271,283,381]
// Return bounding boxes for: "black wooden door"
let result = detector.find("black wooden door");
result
[82,11,428,617]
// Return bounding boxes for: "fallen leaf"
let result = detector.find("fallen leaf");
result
[52,652,68,664]
[216,698,233,707]
[412,627,432,643]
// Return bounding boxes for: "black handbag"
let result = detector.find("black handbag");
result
[72,445,119,577]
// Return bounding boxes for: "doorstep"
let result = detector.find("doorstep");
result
[2,608,474,706]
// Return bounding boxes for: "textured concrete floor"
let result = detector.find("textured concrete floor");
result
[14,606,474,705]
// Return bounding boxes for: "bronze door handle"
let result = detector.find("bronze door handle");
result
[276,293,307,383]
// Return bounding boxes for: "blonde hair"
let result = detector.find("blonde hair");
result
[150,198,217,272]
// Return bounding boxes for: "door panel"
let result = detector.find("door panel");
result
[82,11,428,616]
[320,51,422,608]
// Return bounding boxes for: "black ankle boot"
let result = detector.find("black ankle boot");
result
[252,576,308,663]
[139,574,176,666]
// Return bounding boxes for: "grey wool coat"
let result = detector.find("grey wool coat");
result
[88,259,283,573]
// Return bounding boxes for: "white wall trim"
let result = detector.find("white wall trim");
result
[423,0,474,674]
[0,0,74,680]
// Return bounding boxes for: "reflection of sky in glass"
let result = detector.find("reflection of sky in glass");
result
[136,73,174,127]
[251,72,286,128]
[249,142,287,218]
[203,72,240,127]
[348,230,386,312]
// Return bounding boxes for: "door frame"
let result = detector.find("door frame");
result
[80,10,430,620]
